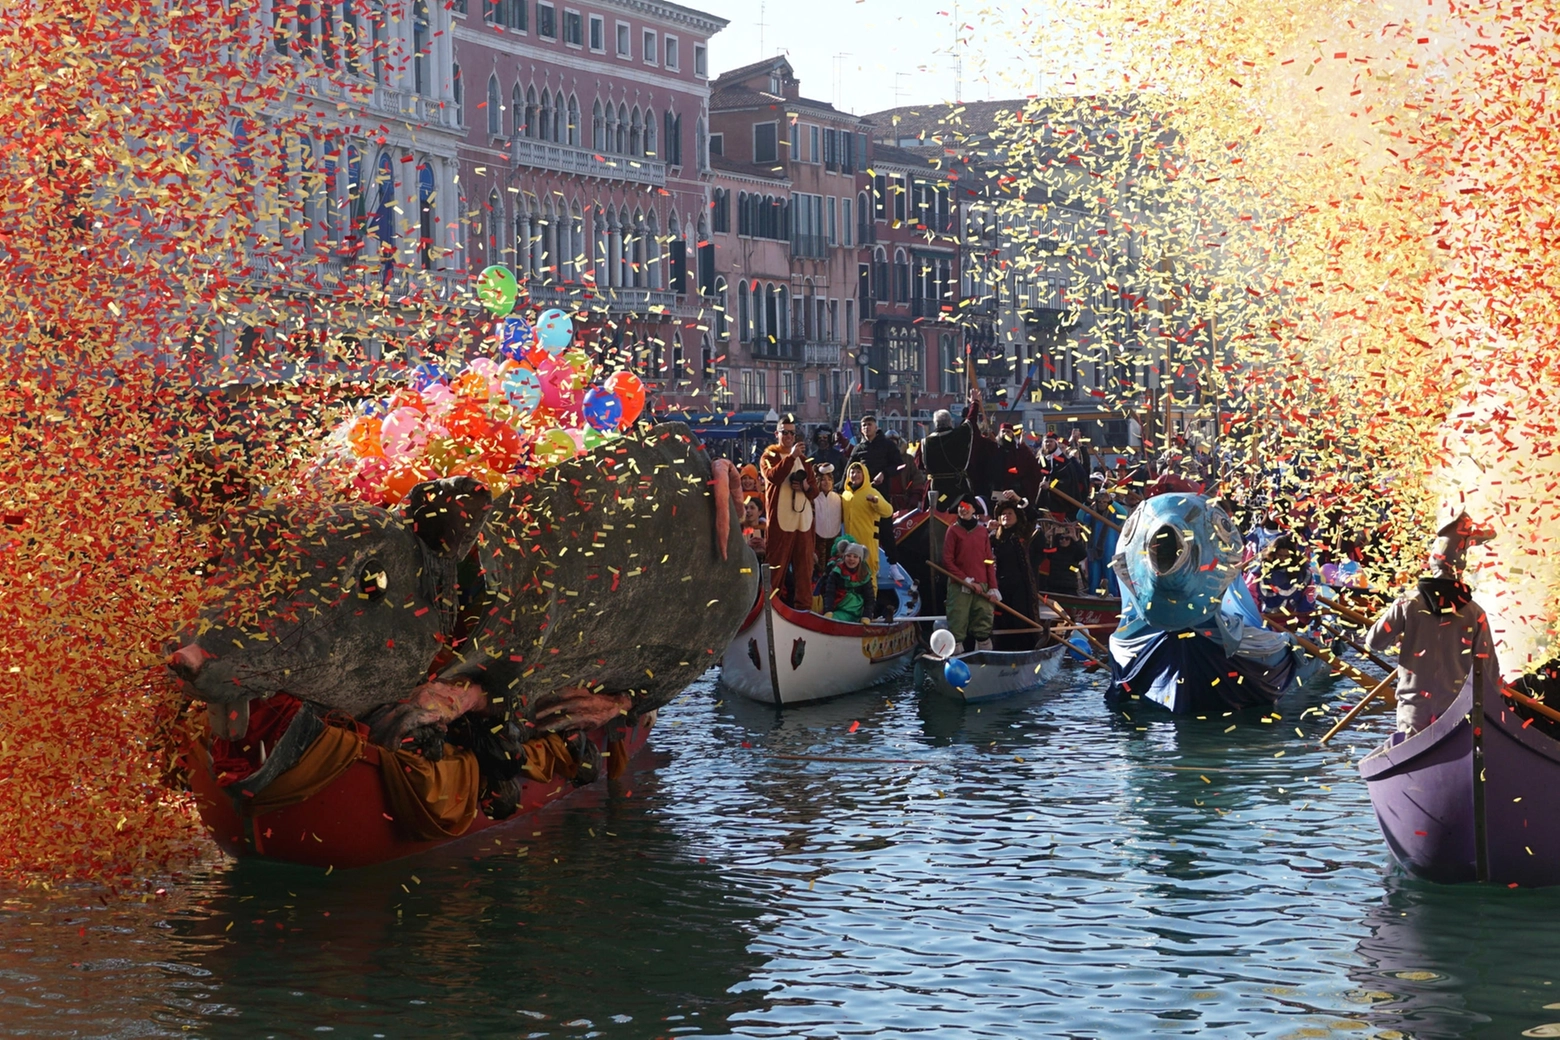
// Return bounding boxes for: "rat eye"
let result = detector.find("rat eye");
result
[358,559,388,600]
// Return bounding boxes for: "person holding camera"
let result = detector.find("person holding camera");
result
[759,414,818,610]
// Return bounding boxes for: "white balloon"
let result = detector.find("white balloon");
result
[929,628,956,659]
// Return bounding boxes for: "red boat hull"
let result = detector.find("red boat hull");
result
[183,716,653,870]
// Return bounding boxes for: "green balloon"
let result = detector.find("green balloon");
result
[477,265,519,317]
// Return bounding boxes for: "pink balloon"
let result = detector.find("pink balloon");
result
[380,406,429,460]
[420,382,457,418]
[538,356,584,417]
[466,357,500,380]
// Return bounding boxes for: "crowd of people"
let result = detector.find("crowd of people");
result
[729,392,1391,652]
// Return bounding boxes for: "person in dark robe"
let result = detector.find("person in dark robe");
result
[848,413,903,565]
[1036,429,1090,519]
[993,423,1044,506]
[920,405,974,511]
[990,495,1040,651]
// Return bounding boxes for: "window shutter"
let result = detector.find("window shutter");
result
[669,239,687,293]
[698,242,716,296]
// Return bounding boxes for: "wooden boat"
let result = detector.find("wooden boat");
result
[720,593,917,706]
[181,715,653,870]
[917,642,1067,703]
[1360,676,1560,886]
[1046,591,1122,638]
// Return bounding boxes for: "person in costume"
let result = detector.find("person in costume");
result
[1366,508,1501,734]
[758,414,817,609]
[812,463,843,579]
[840,460,894,588]
[942,494,999,652]
[819,537,875,623]
[990,494,1039,651]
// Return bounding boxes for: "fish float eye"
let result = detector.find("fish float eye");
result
[1149,525,1186,576]
[358,559,389,599]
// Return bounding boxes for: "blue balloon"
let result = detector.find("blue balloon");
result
[582,387,623,431]
[496,316,535,359]
[944,658,972,689]
[536,308,573,354]
[500,367,542,415]
[358,397,389,417]
[410,362,446,391]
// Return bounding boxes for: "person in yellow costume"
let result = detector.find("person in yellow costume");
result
[840,461,893,587]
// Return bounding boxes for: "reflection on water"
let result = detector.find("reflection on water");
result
[3,666,1560,1037]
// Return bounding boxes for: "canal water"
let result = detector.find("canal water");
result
[4,666,1560,1039]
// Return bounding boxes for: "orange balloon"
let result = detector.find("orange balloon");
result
[387,389,427,413]
[381,465,425,506]
[347,416,384,458]
[452,370,490,400]
[445,400,490,445]
[479,420,525,472]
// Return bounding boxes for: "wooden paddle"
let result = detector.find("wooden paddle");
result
[1315,615,1399,674]
[1503,685,1560,726]
[1264,613,1385,693]
[1316,598,1375,629]
[926,559,1107,665]
[1319,672,1398,744]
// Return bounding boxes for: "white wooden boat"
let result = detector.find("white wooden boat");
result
[720,594,918,706]
[918,643,1068,704]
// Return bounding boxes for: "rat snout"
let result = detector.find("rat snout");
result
[169,644,213,682]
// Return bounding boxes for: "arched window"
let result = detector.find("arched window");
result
[525,86,538,139]
[374,152,396,249]
[567,95,581,146]
[616,103,628,154]
[452,64,463,126]
[592,100,605,151]
[629,107,642,156]
[645,210,661,289]
[512,84,524,138]
[552,94,564,142]
[487,76,502,138]
[893,248,910,303]
[695,116,707,169]
[417,159,435,268]
[539,90,552,142]
[873,246,889,302]
[485,187,500,262]
[857,191,870,239]
[568,203,583,281]
[644,109,657,157]
[411,0,430,95]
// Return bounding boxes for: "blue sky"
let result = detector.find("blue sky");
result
[698,0,1042,117]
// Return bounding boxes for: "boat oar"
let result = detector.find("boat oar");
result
[1315,615,1399,675]
[926,560,1106,666]
[1265,614,1383,693]
[1502,684,1560,726]
[1044,486,1123,533]
[1319,672,1398,744]
[1316,598,1376,629]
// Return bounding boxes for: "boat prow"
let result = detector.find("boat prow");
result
[1362,676,1560,887]
[719,595,917,706]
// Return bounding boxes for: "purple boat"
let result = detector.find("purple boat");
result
[1360,670,1560,886]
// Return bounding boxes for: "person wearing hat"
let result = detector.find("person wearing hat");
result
[819,537,875,623]
[994,421,1043,506]
[990,494,1040,651]
[759,413,818,609]
[920,405,974,511]
[848,413,904,567]
[809,426,845,475]
[812,462,843,576]
[942,493,999,652]
[1366,507,1501,734]
[840,460,893,588]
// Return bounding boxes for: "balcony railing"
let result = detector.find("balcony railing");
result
[911,297,952,319]
[511,137,667,187]
[751,337,801,361]
[600,286,677,313]
[803,341,842,366]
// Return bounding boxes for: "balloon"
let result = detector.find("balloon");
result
[944,658,972,689]
[351,457,391,500]
[444,400,490,445]
[346,416,384,458]
[380,407,428,460]
[535,308,573,353]
[387,389,428,414]
[582,387,623,431]
[496,316,535,358]
[603,371,645,428]
[532,428,578,467]
[381,464,427,507]
[538,356,584,416]
[467,356,501,380]
[358,397,389,417]
[501,367,542,415]
[476,265,519,317]
[451,370,490,400]
[582,425,611,450]
[411,362,445,390]
[478,421,525,472]
[929,628,957,660]
[420,382,457,418]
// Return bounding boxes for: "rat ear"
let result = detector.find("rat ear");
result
[402,476,493,558]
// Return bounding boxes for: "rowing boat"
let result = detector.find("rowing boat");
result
[719,593,917,706]
[917,642,1067,703]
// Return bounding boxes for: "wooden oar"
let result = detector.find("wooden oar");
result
[1044,486,1123,533]
[926,560,1107,665]
[1319,672,1398,744]
[1264,613,1384,693]
[1316,598,1376,629]
[1315,615,1399,675]
[1502,685,1560,726]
